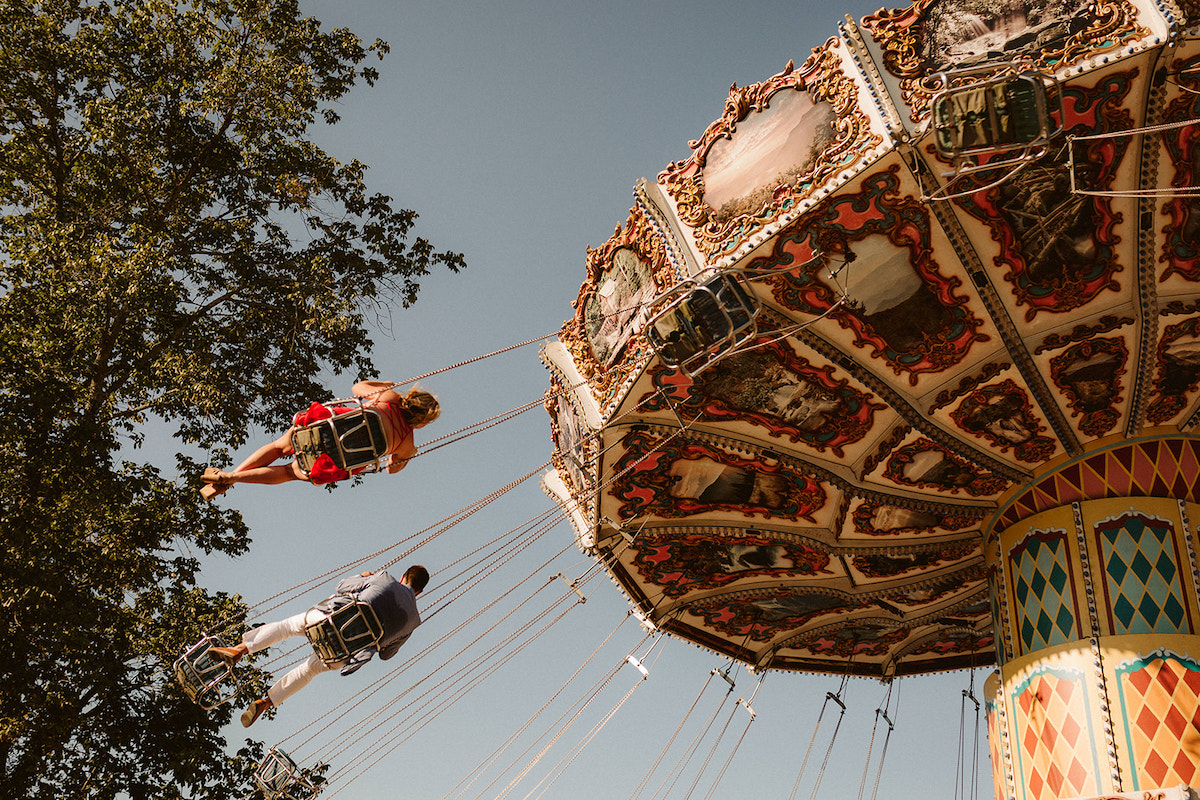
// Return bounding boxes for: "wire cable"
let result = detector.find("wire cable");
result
[489,631,655,800]
[650,682,736,800]
[387,333,558,388]
[520,635,667,800]
[700,673,765,800]
[787,674,850,800]
[443,613,633,800]
[626,669,720,800]
[856,681,897,800]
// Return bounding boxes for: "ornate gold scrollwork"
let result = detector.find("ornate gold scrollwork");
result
[657,39,881,261]
[929,362,1012,412]
[558,205,673,409]
[861,0,1148,122]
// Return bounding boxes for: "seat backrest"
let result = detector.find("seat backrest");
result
[290,403,387,475]
[304,599,385,667]
[255,748,326,800]
[647,273,759,377]
[328,408,387,468]
[173,636,241,710]
[929,67,1062,178]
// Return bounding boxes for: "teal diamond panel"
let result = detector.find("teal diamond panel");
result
[1010,531,1077,654]
[990,572,1008,665]
[1098,513,1189,635]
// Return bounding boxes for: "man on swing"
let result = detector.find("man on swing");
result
[209,564,429,727]
[202,380,440,499]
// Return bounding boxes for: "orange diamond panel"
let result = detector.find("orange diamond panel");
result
[1013,670,1098,800]
[1117,655,1200,789]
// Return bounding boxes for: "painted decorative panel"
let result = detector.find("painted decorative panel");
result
[657,39,882,262]
[995,438,1200,532]
[547,376,593,509]
[1159,54,1200,284]
[1096,511,1191,635]
[1114,650,1200,790]
[1047,337,1128,438]
[1011,667,1099,800]
[559,204,676,409]
[757,168,989,386]
[849,498,980,538]
[1146,317,1200,426]
[860,0,1147,122]
[639,339,885,458]
[951,74,1132,321]
[1009,530,1079,654]
[950,378,1056,463]
[883,436,1009,497]
[681,589,871,642]
[628,533,834,598]
[608,430,827,523]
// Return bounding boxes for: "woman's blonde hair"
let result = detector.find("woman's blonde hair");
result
[401,387,440,426]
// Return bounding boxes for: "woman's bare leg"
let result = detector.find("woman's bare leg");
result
[216,432,306,485]
[232,431,295,472]
[223,462,305,485]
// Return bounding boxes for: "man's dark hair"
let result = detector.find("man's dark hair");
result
[403,565,430,594]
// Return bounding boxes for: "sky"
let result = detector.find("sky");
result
[167,2,1000,799]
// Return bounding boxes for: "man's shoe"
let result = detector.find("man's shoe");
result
[207,646,243,667]
[240,697,271,728]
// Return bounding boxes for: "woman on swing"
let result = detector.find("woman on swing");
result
[201,381,440,500]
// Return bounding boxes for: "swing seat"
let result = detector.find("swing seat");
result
[172,635,243,710]
[930,64,1062,178]
[304,597,385,667]
[290,399,388,478]
[645,273,759,378]
[255,747,325,800]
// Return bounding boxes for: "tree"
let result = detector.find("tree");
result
[0,1,464,797]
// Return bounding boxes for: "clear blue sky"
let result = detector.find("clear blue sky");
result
[179,2,1000,798]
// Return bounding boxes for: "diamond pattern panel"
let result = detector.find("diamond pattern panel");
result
[1013,670,1098,800]
[1116,654,1200,789]
[991,571,1009,665]
[1097,512,1191,635]
[1010,531,1078,655]
[997,438,1200,531]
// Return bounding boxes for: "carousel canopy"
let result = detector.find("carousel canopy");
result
[543,0,1200,678]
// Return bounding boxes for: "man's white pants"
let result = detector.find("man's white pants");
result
[242,608,342,707]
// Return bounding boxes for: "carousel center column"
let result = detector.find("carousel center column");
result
[983,432,1200,800]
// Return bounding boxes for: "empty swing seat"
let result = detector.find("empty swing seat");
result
[645,273,759,378]
[304,597,385,667]
[930,65,1062,177]
[290,399,389,479]
[255,747,325,800]
[173,635,243,710]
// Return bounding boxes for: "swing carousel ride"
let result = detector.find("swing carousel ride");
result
[543,1,1200,798]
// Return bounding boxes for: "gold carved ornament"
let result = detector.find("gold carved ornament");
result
[861,0,1149,122]
[559,206,674,408]
[657,39,880,261]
